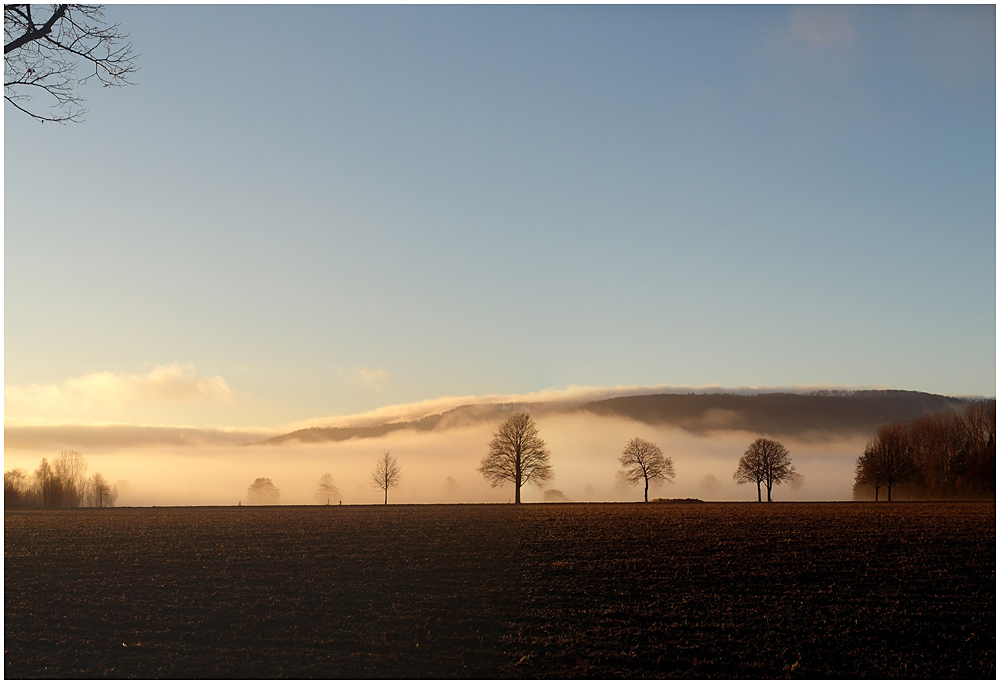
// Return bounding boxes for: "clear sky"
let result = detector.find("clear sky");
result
[5,5,996,431]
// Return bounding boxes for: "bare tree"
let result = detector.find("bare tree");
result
[247,477,280,505]
[854,449,885,501]
[89,472,110,507]
[618,437,675,502]
[4,469,31,509]
[734,438,795,502]
[370,451,401,505]
[107,483,119,507]
[33,457,55,508]
[863,424,914,502]
[543,488,569,502]
[54,450,87,507]
[960,400,996,497]
[5,4,138,122]
[478,412,552,504]
[699,474,721,496]
[733,442,765,502]
[855,403,995,501]
[315,472,340,504]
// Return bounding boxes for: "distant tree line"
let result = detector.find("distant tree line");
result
[4,451,119,509]
[854,401,995,501]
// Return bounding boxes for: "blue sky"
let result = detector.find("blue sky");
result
[5,5,995,429]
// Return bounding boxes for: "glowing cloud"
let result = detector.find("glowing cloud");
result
[5,362,233,420]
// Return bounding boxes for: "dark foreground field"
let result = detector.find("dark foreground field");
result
[5,502,995,678]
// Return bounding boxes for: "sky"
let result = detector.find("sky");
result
[5,5,996,439]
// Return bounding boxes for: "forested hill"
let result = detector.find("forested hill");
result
[574,390,973,437]
[252,402,537,446]
[253,390,977,445]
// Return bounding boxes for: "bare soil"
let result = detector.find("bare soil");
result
[4,502,994,678]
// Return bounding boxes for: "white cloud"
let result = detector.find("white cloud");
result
[5,362,233,419]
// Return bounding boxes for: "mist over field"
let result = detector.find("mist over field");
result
[4,414,867,505]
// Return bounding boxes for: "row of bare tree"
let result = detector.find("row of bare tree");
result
[4,451,119,509]
[854,401,995,501]
[480,412,801,503]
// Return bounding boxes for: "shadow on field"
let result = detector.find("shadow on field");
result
[4,503,996,678]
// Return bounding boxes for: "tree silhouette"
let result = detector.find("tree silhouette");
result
[5,453,121,509]
[618,437,675,502]
[4,469,30,508]
[862,424,914,502]
[315,473,340,504]
[370,451,401,505]
[247,477,280,505]
[89,472,110,507]
[4,4,138,122]
[478,412,552,504]
[854,402,995,501]
[734,438,795,502]
[33,458,55,508]
[854,450,885,501]
[54,450,88,507]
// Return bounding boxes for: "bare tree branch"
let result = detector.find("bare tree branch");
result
[4,3,66,54]
[5,4,138,122]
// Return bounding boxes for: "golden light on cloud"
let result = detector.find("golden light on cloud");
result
[4,362,232,422]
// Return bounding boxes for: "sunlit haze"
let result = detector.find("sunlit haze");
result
[4,6,995,505]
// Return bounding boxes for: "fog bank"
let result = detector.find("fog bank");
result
[4,415,866,505]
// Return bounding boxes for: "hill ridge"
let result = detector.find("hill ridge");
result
[250,389,975,446]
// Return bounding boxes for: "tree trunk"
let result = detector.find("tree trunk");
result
[874,486,879,502]
[515,484,521,504]
[887,483,892,502]
[644,479,649,503]
[756,482,761,502]
[384,487,387,505]
[766,483,772,502]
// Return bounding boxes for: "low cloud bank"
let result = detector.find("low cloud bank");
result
[282,383,869,432]
[4,424,276,451]
[7,386,963,452]
[3,415,867,505]
[265,387,964,447]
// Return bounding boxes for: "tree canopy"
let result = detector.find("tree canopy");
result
[734,437,796,502]
[478,412,552,504]
[247,477,280,505]
[370,451,401,505]
[316,473,340,504]
[618,437,674,502]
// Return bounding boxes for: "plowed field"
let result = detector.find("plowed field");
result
[4,502,994,678]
